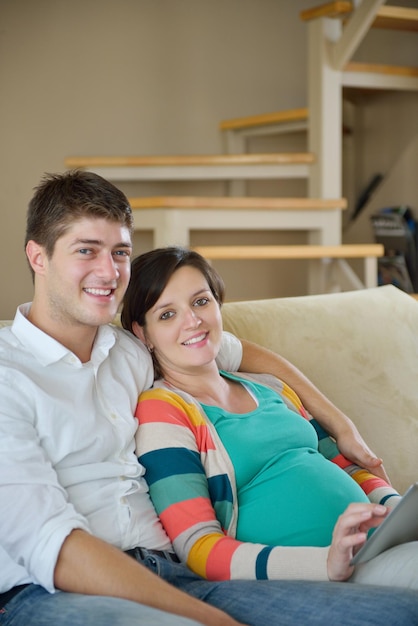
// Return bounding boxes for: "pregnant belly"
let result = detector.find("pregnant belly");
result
[236,449,369,546]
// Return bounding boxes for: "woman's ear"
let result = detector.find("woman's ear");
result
[132,321,152,350]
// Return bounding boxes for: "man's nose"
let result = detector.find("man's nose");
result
[96,253,119,280]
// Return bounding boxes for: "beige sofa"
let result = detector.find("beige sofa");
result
[2,285,416,493]
[222,285,418,494]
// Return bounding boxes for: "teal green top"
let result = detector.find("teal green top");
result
[202,372,369,547]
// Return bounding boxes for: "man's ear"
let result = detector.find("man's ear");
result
[26,240,48,276]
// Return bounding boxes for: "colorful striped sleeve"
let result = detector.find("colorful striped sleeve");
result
[135,387,243,579]
[135,386,330,581]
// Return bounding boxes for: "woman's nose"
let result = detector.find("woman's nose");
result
[184,309,202,328]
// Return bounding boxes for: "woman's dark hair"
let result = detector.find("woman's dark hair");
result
[121,246,225,334]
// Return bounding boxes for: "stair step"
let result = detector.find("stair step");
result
[219,108,308,132]
[129,196,347,211]
[343,62,418,91]
[65,153,314,168]
[191,243,383,260]
[300,1,352,22]
[129,196,345,248]
[374,6,418,33]
[64,153,314,182]
[345,62,418,78]
[300,3,418,32]
[219,106,354,136]
[193,243,384,292]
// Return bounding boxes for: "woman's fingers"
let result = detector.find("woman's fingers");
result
[327,503,388,581]
[334,503,387,537]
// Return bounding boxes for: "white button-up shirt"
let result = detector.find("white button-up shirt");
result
[0,304,242,593]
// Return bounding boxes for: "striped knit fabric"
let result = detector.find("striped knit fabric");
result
[135,373,400,581]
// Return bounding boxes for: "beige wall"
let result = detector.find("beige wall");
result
[1,0,417,318]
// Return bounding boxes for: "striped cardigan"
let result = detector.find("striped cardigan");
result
[135,372,400,581]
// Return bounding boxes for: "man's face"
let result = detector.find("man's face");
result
[36,216,132,329]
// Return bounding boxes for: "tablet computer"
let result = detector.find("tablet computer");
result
[351,482,418,565]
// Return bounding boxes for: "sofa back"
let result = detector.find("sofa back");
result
[222,285,418,494]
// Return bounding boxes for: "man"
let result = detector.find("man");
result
[0,170,417,626]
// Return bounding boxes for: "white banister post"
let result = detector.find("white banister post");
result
[307,16,343,203]
[306,16,343,293]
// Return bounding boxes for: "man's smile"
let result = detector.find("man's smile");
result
[83,287,115,296]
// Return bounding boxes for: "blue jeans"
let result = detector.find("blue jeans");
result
[139,553,418,626]
[0,584,200,626]
[1,556,418,626]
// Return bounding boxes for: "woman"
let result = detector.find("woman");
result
[121,247,417,588]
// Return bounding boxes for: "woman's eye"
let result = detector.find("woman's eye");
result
[194,297,209,307]
[160,311,174,320]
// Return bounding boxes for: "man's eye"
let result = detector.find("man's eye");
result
[114,250,131,257]
[78,248,92,255]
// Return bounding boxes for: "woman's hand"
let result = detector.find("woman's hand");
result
[327,503,388,581]
[335,426,390,483]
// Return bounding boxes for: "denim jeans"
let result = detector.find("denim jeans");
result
[138,553,418,626]
[0,584,201,626]
[2,556,418,626]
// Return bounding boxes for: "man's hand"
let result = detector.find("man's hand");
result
[336,426,390,483]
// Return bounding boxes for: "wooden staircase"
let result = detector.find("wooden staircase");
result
[220,3,418,200]
[63,2,418,298]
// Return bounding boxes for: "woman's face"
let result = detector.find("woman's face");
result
[138,265,223,377]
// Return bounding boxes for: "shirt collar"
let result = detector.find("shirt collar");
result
[12,303,117,367]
